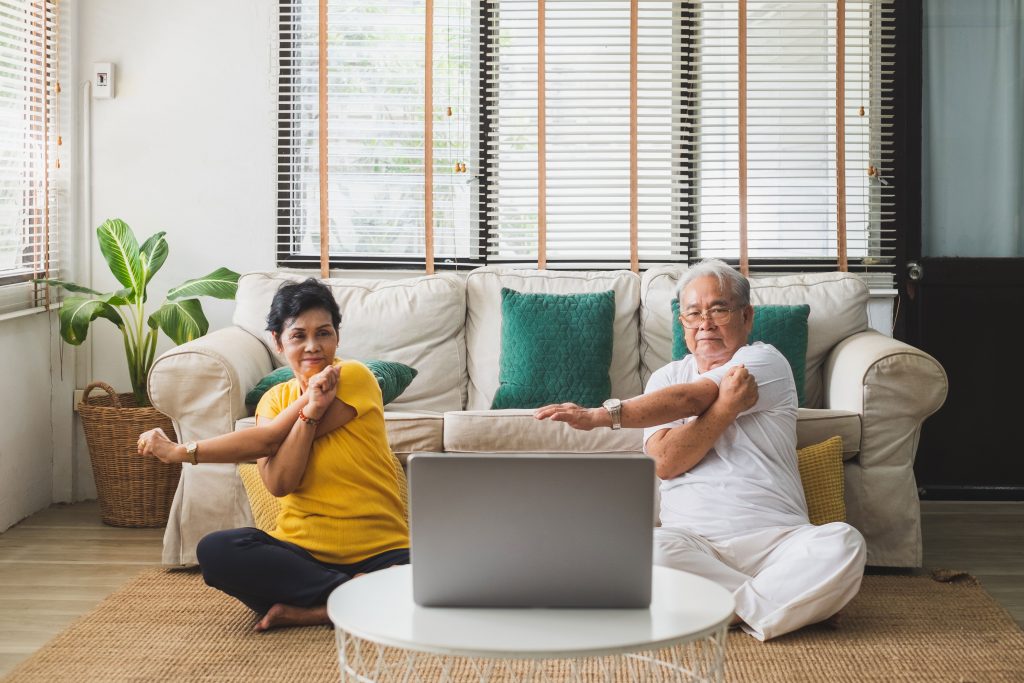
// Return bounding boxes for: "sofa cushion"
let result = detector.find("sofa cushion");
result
[796,408,860,461]
[465,267,643,410]
[443,409,645,453]
[232,272,466,412]
[442,408,859,461]
[797,436,847,526]
[235,410,443,465]
[641,267,870,408]
[671,301,811,406]
[492,289,616,409]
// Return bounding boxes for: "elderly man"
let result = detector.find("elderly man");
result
[535,259,866,640]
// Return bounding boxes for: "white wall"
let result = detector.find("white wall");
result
[0,313,72,531]
[68,0,279,494]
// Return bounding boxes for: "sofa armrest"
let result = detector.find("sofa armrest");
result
[825,330,947,426]
[149,326,273,441]
[149,326,273,565]
[823,330,948,567]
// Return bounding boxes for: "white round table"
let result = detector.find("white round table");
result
[327,565,735,682]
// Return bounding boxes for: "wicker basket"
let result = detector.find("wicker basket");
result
[78,381,181,528]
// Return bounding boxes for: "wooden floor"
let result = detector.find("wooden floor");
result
[0,501,1022,678]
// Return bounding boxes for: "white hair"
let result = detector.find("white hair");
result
[675,258,751,307]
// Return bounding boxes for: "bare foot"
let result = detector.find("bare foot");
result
[254,603,329,632]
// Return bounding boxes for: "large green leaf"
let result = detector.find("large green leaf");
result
[96,219,144,296]
[106,288,133,307]
[58,296,125,345]
[34,278,103,295]
[166,267,240,301]
[148,299,209,345]
[139,231,169,294]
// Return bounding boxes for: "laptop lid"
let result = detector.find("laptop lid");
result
[409,452,654,608]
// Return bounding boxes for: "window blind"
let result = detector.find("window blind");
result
[689,0,896,282]
[480,0,894,277]
[279,0,896,280]
[0,0,62,316]
[277,0,477,269]
[481,0,686,269]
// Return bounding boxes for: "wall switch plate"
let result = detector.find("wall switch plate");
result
[73,389,84,411]
[94,62,115,99]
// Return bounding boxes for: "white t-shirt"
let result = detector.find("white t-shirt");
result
[643,342,808,540]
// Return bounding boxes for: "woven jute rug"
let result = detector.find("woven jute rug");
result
[4,568,1023,682]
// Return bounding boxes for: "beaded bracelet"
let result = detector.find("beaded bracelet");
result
[298,407,320,426]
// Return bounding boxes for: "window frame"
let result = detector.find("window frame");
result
[275,0,486,272]
[0,0,61,311]
[275,0,898,276]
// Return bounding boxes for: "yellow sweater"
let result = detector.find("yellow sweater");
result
[256,359,409,565]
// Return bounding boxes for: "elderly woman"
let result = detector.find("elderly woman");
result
[137,279,409,631]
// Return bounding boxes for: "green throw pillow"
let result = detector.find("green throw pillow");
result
[670,300,810,407]
[366,360,419,405]
[244,360,418,411]
[491,288,615,409]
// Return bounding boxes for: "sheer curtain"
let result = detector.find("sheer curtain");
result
[922,0,1023,257]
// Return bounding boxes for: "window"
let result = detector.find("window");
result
[278,0,477,268]
[480,0,682,268]
[688,0,895,280]
[278,0,895,279]
[0,0,63,315]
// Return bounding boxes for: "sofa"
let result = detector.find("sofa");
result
[148,266,948,568]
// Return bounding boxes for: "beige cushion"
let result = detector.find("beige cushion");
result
[443,409,644,453]
[235,410,443,465]
[232,272,467,412]
[640,268,870,408]
[796,408,861,461]
[443,408,858,460]
[464,267,643,410]
[379,411,444,464]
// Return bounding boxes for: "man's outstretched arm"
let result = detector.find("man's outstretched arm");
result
[534,377,721,431]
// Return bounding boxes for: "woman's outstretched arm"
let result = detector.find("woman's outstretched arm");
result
[136,365,354,467]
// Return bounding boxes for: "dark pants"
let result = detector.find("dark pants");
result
[196,527,410,615]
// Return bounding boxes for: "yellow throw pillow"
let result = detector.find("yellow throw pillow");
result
[797,436,846,525]
[236,457,410,534]
[237,463,279,533]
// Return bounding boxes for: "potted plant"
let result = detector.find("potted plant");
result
[41,218,240,527]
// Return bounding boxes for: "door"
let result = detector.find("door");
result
[899,1,1024,499]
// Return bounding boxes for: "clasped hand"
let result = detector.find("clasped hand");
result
[719,364,758,415]
[304,364,339,419]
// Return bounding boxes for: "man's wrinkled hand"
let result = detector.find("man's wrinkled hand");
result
[719,364,758,415]
[534,403,608,431]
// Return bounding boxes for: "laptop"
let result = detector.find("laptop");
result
[408,452,655,608]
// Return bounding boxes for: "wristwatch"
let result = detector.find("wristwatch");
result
[602,398,622,430]
[184,441,199,466]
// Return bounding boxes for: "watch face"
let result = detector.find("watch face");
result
[603,398,621,410]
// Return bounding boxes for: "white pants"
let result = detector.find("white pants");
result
[654,522,867,641]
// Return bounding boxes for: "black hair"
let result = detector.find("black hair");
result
[265,278,342,337]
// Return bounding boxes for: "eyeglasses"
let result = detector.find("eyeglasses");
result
[679,307,735,329]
